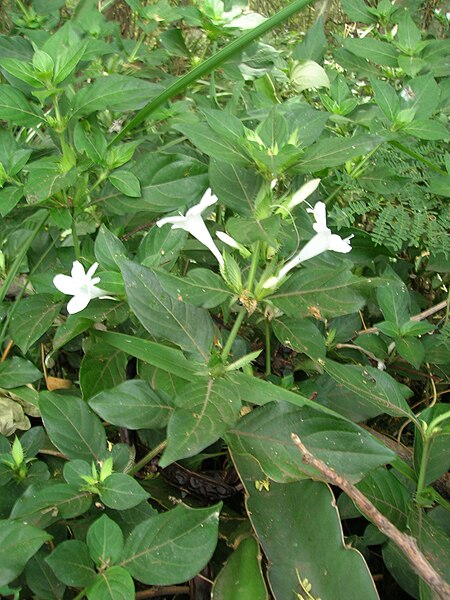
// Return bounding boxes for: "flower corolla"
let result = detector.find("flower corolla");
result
[263,201,353,289]
[286,178,321,210]
[53,261,108,314]
[156,188,224,266]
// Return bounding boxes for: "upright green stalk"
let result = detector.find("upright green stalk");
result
[111,0,316,143]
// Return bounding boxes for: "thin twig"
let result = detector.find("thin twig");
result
[357,300,447,335]
[135,586,190,599]
[291,433,450,600]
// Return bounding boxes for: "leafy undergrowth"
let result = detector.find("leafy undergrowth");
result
[0,1,449,599]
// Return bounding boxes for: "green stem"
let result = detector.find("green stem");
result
[416,435,432,496]
[71,216,81,260]
[209,42,219,107]
[15,0,29,18]
[389,140,447,175]
[246,241,261,290]
[265,319,271,376]
[127,440,167,476]
[221,309,246,360]
[0,211,48,304]
[110,0,316,143]
[72,590,85,600]
[99,0,117,12]
[127,32,145,63]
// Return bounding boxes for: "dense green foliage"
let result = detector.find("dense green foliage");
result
[0,1,449,598]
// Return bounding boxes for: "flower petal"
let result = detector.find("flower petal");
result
[328,233,353,253]
[288,178,321,209]
[156,215,186,228]
[53,274,78,295]
[71,260,85,279]
[185,215,224,266]
[186,188,218,217]
[294,231,331,265]
[67,293,91,314]
[86,262,99,278]
[89,285,108,299]
[216,231,240,249]
[308,201,328,233]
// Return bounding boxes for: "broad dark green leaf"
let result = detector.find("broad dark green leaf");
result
[341,0,377,24]
[10,483,92,528]
[356,468,410,530]
[99,473,149,510]
[87,566,134,600]
[89,380,173,430]
[87,515,124,567]
[24,158,78,204]
[175,122,250,166]
[226,402,396,484]
[0,58,43,87]
[296,134,383,172]
[72,75,162,117]
[370,78,399,122]
[272,317,326,361]
[40,392,107,462]
[9,294,61,353]
[95,330,202,381]
[231,453,378,600]
[414,405,450,487]
[120,503,221,584]
[160,379,241,467]
[54,40,87,84]
[25,548,66,600]
[79,345,127,400]
[138,226,186,270]
[46,540,96,587]
[323,359,413,419]
[0,85,44,126]
[74,122,107,164]
[108,170,141,197]
[227,214,281,247]
[270,263,366,319]
[376,280,410,326]
[209,159,262,216]
[344,38,399,67]
[282,102,329,148]
[0,520,51,586]
[396,336,424,369]
[0,186,24,217]
[95,225,128,272]
[0,357,42,389]
[53,315,93,352]
[156,267,233,308]
[212,536,268,600]
[402,119,450,141]
[121,261,215,362]
[293,16,328,62]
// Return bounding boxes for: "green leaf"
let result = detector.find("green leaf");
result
[370,78,400,123]
[53,315,93,352]
[376,320,400,338]
[156,268,232,309]
[89,380,173,430]
[396,13,422,54]
[396,336,424,369]
[356,468,410,530]
[175,122,250,166]
[87,567,134,600]
[402,119,450,141]
[74,122,107,164]
[53,40,87,84]
[120,503,221,584]
[39,391,107,462]
[0,85,44,126]
[160,379,241,467]
[323,359,413,419]
[231,453,378,600]
[272,317,326,362]
[344,38,399,67]
[95,225,128,272]
[94,330,202,382]
[257,108,289,149]
[121,261,215,362]
[0,520,51,586]
[71,75,162,117]
[10,483,92,527]
[226,402,396,484]
[108,170,141,197]
[376,281,410,327]
[87,515,124,567]
[0,357,41,389]
[46,540,96,587]
[24,158,77,204]
[341,0,377,24]
[227,215,280,247]
[0,186,24,217]
[270,263,365,319]
[293,16,328,62]
[212,536,268,600]
[297,134,382,172]
[25,548,66,600]
[209,159,262,216]
[9,294,61,354]
[399,320,434,336]
[0,58,43,87]
[80,345,127,401]
[99,473,149,510]
[291,60,330,92]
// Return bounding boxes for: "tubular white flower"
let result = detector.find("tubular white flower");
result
[216,231,240,250]
[53,261,108,314]
[156,188,224,266]
[263,201,353,289]
[286,178,321,210]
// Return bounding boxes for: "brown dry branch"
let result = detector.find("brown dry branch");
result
[291,433,450,600]
[135,586,190,599]
[357,300,447,335]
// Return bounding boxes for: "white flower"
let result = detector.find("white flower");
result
[263,201,353,289]
[156,188,224,266]
[53,261,108,314]
[216,231,240,250]
[286,178,321,210]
